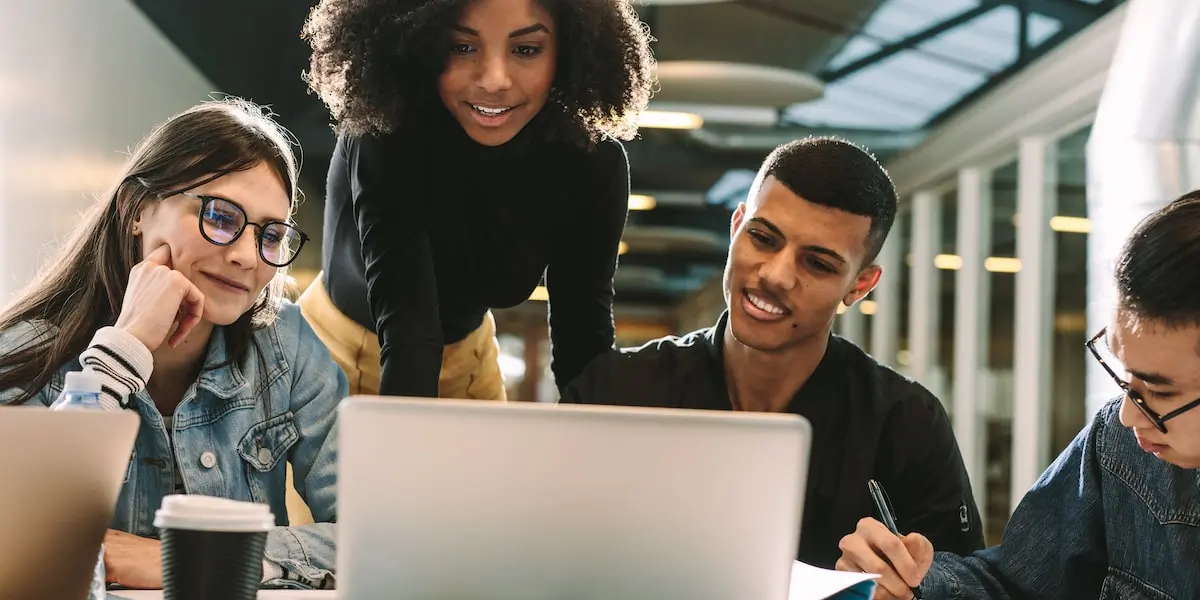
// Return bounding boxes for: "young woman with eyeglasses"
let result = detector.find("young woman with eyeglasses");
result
[0,99,344,590]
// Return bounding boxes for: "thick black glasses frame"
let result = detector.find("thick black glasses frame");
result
[1085,328,1200,433]
[180,191,309,268]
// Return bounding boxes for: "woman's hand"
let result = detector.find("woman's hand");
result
[114,244,205,351]
[103,529,163,589]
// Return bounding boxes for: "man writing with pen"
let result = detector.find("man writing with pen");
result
[836,193,1200,599]
[560,137,985,576]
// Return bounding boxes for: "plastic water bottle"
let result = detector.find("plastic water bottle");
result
[51,371,109,599]
[50,371,104,410]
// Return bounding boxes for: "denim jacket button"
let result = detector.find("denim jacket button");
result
[199,451,217,469]
[257,447,272,465]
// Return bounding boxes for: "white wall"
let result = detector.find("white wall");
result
[0,0,216,302]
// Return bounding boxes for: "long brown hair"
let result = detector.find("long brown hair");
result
[0,98,301,404]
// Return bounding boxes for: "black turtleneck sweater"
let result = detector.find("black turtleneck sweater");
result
[320,108,630,398]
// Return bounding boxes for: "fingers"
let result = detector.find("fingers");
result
[902,533,935,575]
[142,244,172,267]
[834,556,861,573]
[873,586,906,600]
[861,518,925,587]
[118,250,207,350]
[102,529,119,580]
[839,530,912,598]
[877,537,921,587]
[168,274,206,347]
[836,557,902,600]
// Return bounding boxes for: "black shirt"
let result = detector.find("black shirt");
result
[560,312,985,568]
[321,108,630,397]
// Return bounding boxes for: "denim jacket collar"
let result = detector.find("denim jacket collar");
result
[193,323,290,400]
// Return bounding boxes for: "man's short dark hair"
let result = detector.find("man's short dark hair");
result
[1115,189,1200,326]
[756,136,898,264]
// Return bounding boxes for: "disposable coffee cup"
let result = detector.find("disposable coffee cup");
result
[154,495,275,600]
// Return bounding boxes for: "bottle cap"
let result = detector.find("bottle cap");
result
[63,371,103,394]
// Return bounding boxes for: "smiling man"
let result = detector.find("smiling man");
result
[560,137,984,568]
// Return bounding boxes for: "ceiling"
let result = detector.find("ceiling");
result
[129,0,1118,317]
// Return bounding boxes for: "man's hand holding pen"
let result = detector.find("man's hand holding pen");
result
[836,517,933,600]
[836,480,932,600]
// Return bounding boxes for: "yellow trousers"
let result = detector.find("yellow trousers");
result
[285,276,508,524]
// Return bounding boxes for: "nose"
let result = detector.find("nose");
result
[226,227,260,269]
[476,52,512,94]
[758,251,797,293]
[1118,392,1154,430]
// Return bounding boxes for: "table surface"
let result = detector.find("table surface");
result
[106,562,874,600]
[110,591,335,599]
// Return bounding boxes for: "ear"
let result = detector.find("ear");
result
[730,202,747,237]
[842,264,882,307]
[130,201,157,235]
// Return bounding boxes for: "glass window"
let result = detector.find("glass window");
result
[894,208,912,370]
[934,187,958,408]
[983,159,1018,544]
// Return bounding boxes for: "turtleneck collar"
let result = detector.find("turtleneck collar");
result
[432,101,540,161]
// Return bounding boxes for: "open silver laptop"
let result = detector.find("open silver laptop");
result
[0,406,138,600]
[337,397,811,600]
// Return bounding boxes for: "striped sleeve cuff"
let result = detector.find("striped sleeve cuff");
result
[78,326,153,410]
[262,559,283,584]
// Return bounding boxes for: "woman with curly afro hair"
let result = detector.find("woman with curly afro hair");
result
[299,0,655,401]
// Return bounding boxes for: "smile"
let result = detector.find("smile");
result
[742,290,790,321]
[471,104,513,116]
[466,103,518,130]
[202,272,250,293]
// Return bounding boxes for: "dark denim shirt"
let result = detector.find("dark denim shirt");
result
[922,398,1200,599]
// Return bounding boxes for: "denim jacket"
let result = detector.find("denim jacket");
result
[0,302,347,589]
[922,398,1200,599]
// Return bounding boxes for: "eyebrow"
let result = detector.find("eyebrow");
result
[1103,331,1177,387]
[452,23,550,38]
[747,217,848,264]
[1129,368,1175,387]
[194,192,289,224]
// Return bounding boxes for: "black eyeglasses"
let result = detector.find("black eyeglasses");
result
[1086,327,1200,433]
[178,191,309,267]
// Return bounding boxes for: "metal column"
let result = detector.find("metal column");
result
[1011,136,1058,512]
[952,168,992,507]
[870,233,902,366]
[907,190,941,391]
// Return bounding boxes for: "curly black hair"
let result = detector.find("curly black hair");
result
[302,0,656,147]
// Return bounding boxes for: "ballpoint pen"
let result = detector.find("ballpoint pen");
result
[867,479,922,600]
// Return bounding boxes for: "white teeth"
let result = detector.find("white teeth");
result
[472,105,511,115]
[748,293,785,315]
